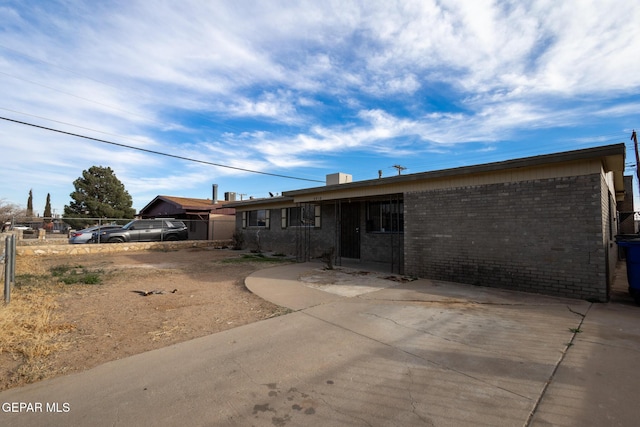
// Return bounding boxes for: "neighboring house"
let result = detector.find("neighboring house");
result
[617,175,637,234]
[138,193,235,241]
[228,144,628,301]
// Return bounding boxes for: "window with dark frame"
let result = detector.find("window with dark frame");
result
[366,200,403,232]
[248,209,267,227]
[243,209,269,228]
[281,205,321,228]
[289,205,316,227]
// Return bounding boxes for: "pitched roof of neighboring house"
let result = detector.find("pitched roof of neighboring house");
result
[139,195,235,217]
[226,143,627,209]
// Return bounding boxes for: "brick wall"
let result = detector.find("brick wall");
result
[360,230,404,271]
[601,173,618,293]
[237,203,404,269]
[238,205,337,258]
[404,174,609,300]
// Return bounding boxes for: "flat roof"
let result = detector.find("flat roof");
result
[226,143,626,207]
[286,143,626,197]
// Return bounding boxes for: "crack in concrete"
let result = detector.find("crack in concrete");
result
[231,359,261,387]
[111,405,120,427]
[302,310,533,401]
[315,394,374,427]
[577,338,637,351]
[406,367,435,426]
[361,310,534,368]
[370,298,566,308]
[363,311,461,344]
[524,303,593,426]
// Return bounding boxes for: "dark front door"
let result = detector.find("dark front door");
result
[340,202,360,259]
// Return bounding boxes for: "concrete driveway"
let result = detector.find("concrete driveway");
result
[1,262,639,426]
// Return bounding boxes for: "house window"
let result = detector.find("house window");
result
[243,209,270,228]
[283,205,320,228]
[366,200,403,232]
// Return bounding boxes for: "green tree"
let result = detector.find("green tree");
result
[43,193,52,222]
[26,189,33,218]
[63,166,136,228]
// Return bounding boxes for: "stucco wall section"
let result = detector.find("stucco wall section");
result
[404,174,608,300]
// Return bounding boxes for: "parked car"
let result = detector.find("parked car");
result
[69,225,122,244]
[12,225,35,234]
[97,219,188,243]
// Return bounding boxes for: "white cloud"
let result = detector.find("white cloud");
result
[532,1,640,94]
[225,91,299,123]
[1,0,638,211]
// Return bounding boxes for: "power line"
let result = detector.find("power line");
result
[0,107,160,147]
[0,71,155,123]
[0,43,116,89]
[0,116,325,183]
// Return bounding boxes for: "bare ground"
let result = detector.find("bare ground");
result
[0,247,291,391]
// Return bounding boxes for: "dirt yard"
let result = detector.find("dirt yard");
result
[0,247,292,391]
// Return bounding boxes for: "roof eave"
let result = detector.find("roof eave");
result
[225,196,294,208]
[283,143,627,198]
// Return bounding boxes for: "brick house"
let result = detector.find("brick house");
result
[228,144,627,301]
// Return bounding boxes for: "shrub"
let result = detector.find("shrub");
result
[232,230,244,250]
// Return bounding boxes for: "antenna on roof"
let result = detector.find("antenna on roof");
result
[392,164,407,175]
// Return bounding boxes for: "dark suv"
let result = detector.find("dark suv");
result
[97,219,188,243]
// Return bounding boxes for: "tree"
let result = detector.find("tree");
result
[26,189,33,218]
[63,166,136,228]
[0,199,26,225]
[43,193,52,222]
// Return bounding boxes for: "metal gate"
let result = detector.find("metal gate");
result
[295,202,312,262]
[339,202,360,259]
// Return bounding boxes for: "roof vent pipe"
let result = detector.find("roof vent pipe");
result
[212,184,218,204]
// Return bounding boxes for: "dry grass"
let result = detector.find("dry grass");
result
[1,250,290,391]
[0,257,75,388]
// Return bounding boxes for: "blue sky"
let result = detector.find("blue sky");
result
[1,0,639,216]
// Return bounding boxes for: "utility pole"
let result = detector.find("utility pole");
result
[632,130,640,196]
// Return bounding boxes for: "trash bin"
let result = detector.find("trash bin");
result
[615,235,640,305]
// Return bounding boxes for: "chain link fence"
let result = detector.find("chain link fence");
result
[4,216,236,242]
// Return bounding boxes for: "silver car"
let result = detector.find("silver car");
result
[68,225,122,244]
